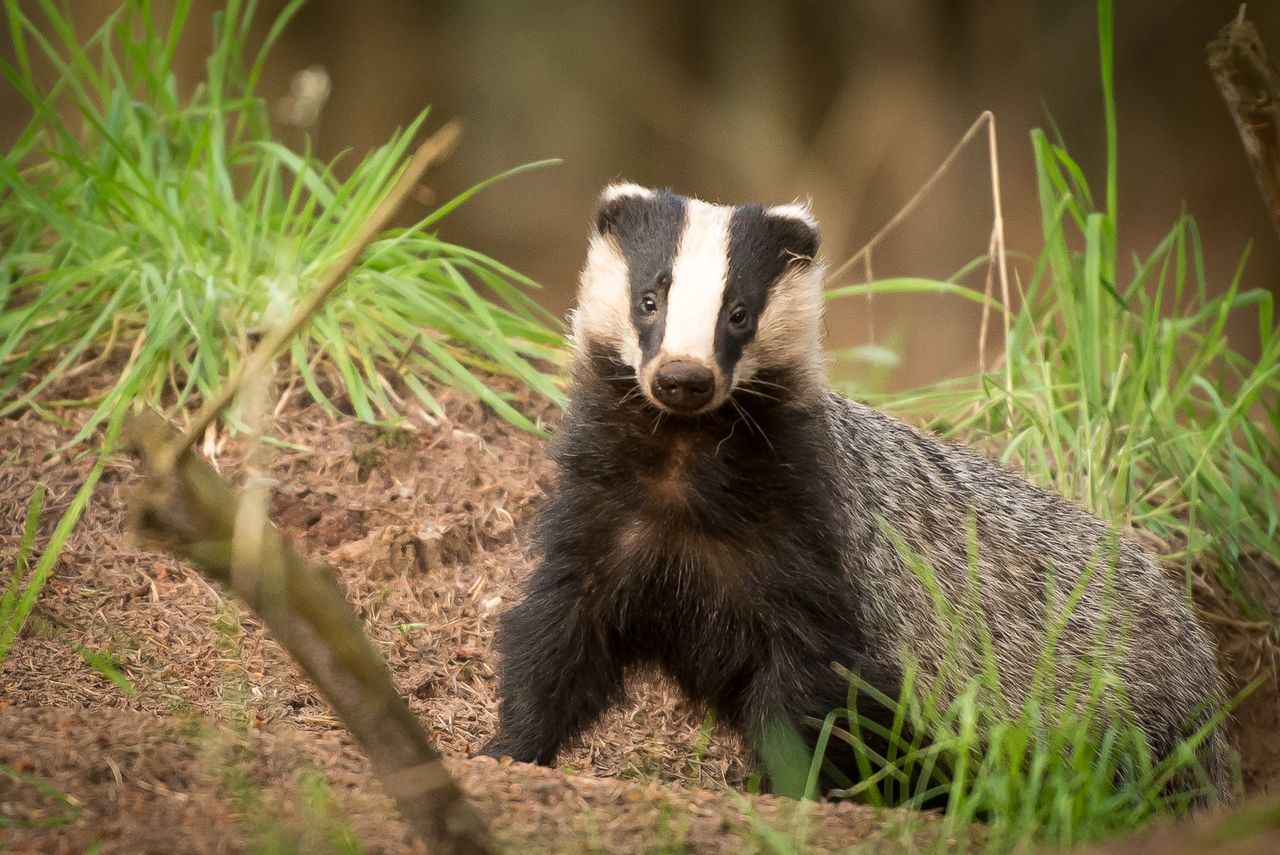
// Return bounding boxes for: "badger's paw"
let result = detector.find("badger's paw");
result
[472,738,510,760]
[474,737,541,764]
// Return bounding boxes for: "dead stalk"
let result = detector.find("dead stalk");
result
[830,111,1013,417]
[1208,6,1280,243]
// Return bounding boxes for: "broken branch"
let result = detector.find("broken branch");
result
[124,409,492,854]
[1208,6,1280,243]
[121,120,488,852]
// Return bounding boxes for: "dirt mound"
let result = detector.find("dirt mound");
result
[1,705,914,854]
[0,389,861,852]
[1211,562,1280,797]
[1,380,1276,852]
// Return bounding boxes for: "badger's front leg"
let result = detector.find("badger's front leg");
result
[734,636,902,796]
[479,567,625,765]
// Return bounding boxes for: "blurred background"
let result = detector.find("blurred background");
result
[3,0,1277,389]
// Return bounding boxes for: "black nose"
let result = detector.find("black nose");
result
[651,360,716,412]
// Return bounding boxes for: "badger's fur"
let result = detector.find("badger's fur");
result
[481,184,1232,801]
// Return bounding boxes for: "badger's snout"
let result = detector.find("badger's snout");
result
[651,359,715,413]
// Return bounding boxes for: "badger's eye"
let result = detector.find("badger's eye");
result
[639,293,658,315]
[728,305,749,328]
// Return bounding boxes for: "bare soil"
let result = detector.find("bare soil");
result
[0,378,1276,853]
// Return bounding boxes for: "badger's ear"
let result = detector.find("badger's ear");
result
[594,183,655,235]
[765,202,820,267]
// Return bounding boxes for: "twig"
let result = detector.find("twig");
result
[830,111,1013,414]
[164,121,462,469]
[829,111,996,283]
[1208,5,1280,243]
[123,409,493,854]
[982,113,1013,419]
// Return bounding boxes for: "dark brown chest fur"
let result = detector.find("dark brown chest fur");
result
[532,372,878,713]
[482,365,903,776]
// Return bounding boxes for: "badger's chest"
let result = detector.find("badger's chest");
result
[578,425,848,705]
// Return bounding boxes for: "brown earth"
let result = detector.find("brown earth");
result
[0,377,1277,853]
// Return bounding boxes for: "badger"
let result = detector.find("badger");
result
[480,183,1231,802]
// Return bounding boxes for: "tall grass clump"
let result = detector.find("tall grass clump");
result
[769,0,1280,850]
[0,0,565,439]
[0,1,565,660]
[796,530,1229,854]
[744,520,1233,854]
[830,0,1280,621]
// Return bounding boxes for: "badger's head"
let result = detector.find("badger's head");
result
[571,183,825,416]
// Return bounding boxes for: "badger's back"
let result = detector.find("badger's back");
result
[822,393,1229,794]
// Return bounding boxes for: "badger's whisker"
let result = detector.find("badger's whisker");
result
[618,386,644,405]
[730,399,754,440]
[740,376,790,392]
[729,397,777,458]
[716,417,747,458]
[734,385,781,403]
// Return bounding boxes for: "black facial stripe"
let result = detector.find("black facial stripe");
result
[598,190,686,363]
[715,204,820,375]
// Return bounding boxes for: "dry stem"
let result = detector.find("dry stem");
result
[829,111,1013,410]
[119,120,490,852]
[1208,6,1280,243]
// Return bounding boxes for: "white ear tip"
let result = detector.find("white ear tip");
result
[767,201,818,229]
[600,182,656,203]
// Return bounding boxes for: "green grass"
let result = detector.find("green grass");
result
[0,0,565,662]
[812,533,1231,854]
[0,1,564,440]
[744,519,1239,854]
[764,0,1278,850]
[0,409,122,663]
[830,2,1279,624]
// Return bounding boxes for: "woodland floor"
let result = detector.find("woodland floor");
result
[1,373,1278,853]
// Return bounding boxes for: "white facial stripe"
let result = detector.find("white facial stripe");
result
[661,200,732,363]
[572,234,641,366]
